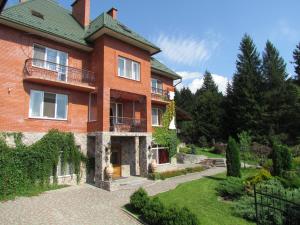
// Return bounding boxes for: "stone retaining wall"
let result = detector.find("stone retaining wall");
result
[177,153,207,164]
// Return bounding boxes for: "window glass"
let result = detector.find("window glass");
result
[152,108,158,125]
[89,93,97,121]
[125,59,131,79]
[58,52,67,81]
[133,62,140,80]
[33,45,45,67]
[118,58,125,77]
[29,90,43,117]
[43,92,56,118]
[57,154,73,176]
[56,94,68,119]
[46,48,57,71]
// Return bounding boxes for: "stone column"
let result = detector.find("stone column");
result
[134,136,140,176]
[95,132,111,189]
[139,134,152,176]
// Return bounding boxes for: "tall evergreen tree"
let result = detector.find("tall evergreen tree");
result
[193,71,223,142]
[222,82,235,139]
[292,42,300,85]
[230,34,264,138]
[262,41,288,138]
[175,87,194,113]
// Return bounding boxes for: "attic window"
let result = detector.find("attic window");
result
[31,10,44,19]
[119,24,132,33]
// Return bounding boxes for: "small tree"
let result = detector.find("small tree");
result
[238,131,252,168]
[226,137,241,177]
[272,142,292,176]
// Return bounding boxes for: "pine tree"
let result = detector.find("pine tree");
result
[175,87,194,113]
[292,42,300,85]
[226,137,241,177]
[230,34,264,138]
[193,71,223,142]
[262,41,288,138]
[222,82,235,139]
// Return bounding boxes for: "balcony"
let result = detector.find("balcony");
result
[151,87,170,103]
[24,58,96,92]
[110,117,146,132]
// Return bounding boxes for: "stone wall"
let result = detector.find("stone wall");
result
[177,153,207,164]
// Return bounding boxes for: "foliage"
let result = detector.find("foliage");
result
[272,142,292,176]
[251,142,272,165]
[130,188,149,213]
[129,190,199,225]
[216,177,245,199]
[190,144,196,154]
[213,142,227,154]
[293,42,300,85]
[262,159,273,172]
[153,100,178,159]
[0,130,85,199]
[238,131,252,152]
[226,137,241,177]
[245,169,272,186]
[233,195,256,221]
[148,166,204,180]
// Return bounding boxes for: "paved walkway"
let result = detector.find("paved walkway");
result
[0,167,225,225]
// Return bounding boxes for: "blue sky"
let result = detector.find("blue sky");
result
[6,0,300,93]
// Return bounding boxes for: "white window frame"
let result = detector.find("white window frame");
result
[151,78,163,94]
[32,44,69,82]
[29,90,68,120]
[117,56,140,81]
[111,102,123,124]
[151,144,170,165]
[152,107,163,126]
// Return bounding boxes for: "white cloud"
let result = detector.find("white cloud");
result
[176,71,230,95]
[153,33,220,66]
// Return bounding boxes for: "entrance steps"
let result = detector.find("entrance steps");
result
[212,158,226,167]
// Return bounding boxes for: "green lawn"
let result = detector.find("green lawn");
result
[155,169,257,225]
[195,147,225,158]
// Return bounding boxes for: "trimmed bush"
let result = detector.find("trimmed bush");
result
[272,143,292,176]
[142,197,165,225]
[245,169,272,186]
[162,206,199,225]
[226,137,241,177]
[148,166,204,180]
[130,188,149,213]
[216,177,245,199]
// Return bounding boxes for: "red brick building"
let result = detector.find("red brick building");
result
[0,0,181,190]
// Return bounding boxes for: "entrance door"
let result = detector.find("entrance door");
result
[111,145,121,178]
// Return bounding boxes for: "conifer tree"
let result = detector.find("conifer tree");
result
[230,34,264,138]
[262,41,288,137]
[293,42,300,85]
[226,137,241,177]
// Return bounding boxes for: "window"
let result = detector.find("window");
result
[89,93,97,122]
[110,103,123,124]
[29,90,68,120]
[152,107,163,126]
[32,44,68,81]
[151,79,163,94]
[118,57,140,81]
[152,145,170,164]
[57,154,74,176]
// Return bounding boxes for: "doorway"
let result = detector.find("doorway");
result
[111,145,121,178]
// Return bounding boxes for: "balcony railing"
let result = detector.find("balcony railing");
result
[24,58,95,91]
[110,116,146,132]
[151,87,169,102]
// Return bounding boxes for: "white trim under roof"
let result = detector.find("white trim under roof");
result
[87,27,161,55]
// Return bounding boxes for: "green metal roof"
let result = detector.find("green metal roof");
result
[151,57,181,80]
[85,12,160,52]
[0,0,88,45]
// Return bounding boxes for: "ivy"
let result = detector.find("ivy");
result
[153,100,179,159]
[0,130,86,198]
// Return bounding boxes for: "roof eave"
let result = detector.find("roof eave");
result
[86,26,161,55]
[151,68,181,80]
[0,16,93,51]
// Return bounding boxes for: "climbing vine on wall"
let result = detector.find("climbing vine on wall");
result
[0,130,86,198]
[153,100,178,159]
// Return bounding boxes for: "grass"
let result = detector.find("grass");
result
[180,146,225,158]
[0,184,68,202]
[155,169,257,225]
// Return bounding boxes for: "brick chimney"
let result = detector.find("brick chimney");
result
[72,0,90,27]
[107,7,118,19]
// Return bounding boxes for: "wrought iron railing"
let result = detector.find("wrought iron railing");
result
[109,116,146,132]
[24,58,95,87]
[151,87,169,101]
[254,184,300,225]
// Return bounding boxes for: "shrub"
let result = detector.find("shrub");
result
[190,144,196,155]
[179,147,190,154]
[246,169,272,186]
[148,172,161,180]
[226,137,241,177]
[292,157,300,172]
[233,195,256,221]
[162,206,199,225]
[272,143,292,177]
[216,177,245,199]
[251,142,272,165]
[130,188,149,213]
[142,197,165,225]
[149,166,204,180]
[198,136,208,147]
[262,159,273,172]
[213,143,227,154]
